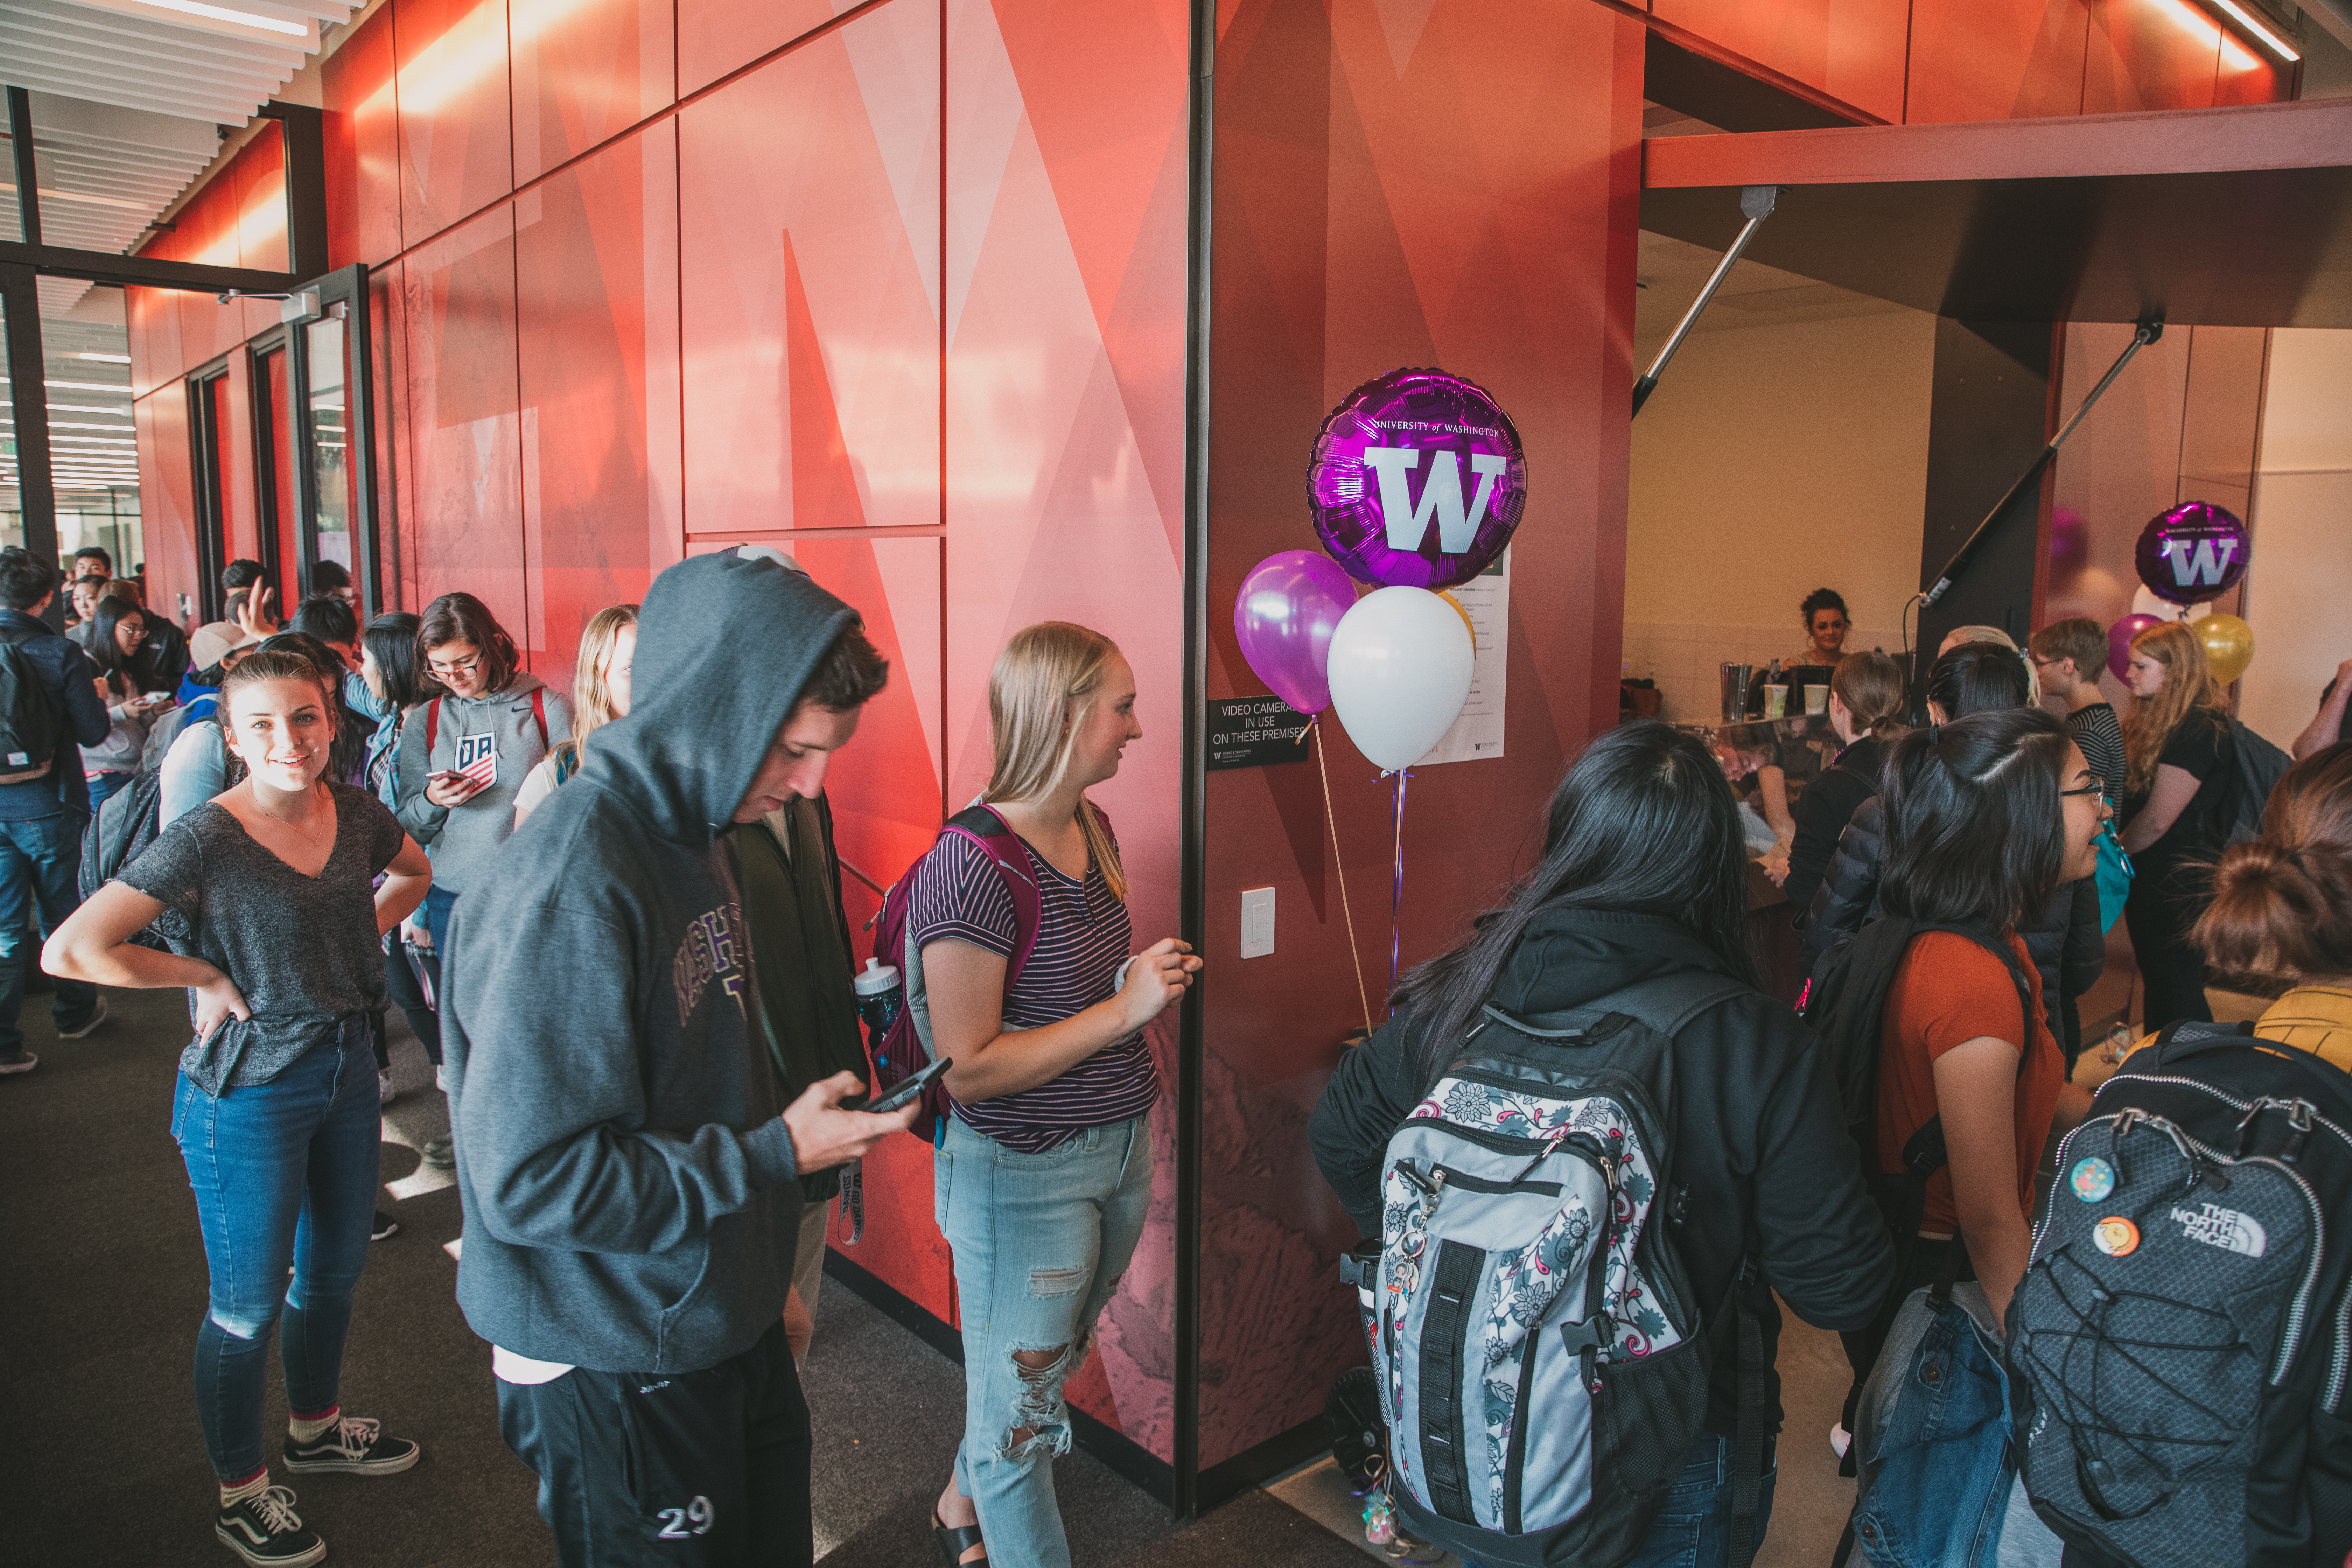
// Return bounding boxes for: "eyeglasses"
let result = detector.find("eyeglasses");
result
[427,653,483,678]
[2062,775,2113,810]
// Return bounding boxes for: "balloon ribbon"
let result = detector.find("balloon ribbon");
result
[1386,767,1413,1008]
[1304,716,1374,1038]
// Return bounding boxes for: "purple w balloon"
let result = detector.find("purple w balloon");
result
[1306,368,1526,591]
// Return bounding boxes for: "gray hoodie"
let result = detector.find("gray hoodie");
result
[444,551,856,1374]
[393,672,572,892]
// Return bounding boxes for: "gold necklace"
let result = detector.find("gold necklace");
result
[248,782,330,850]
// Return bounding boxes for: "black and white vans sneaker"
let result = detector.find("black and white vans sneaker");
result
[282,1414,421,1476]
[370,1211,399,1242]
[215,1484,326,1567]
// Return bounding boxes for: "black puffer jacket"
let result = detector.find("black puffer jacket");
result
[1307,908,1894,1439]
[1800,795,2104,1035]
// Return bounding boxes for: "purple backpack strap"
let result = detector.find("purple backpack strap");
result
[939,803,1042,982]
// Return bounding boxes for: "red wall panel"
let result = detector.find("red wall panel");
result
[678,0,939,539]
[176,142,260,371]
[1652,0,1910,120]
[515,119,682,690]
[676,0,851,97]
[511,0,677,185]
[323,6,405,269]
[135,391,201,634]
[1904,0,2089,121]
[221,349,261,569]
[401,201,528,636]
[2081,0,2221,111]
[2211,32,2286,103]
[945,0,1192,1457]
[126,286,181,400]
[1199,0,1644,1467]
[397,0,517,241]
[370,264,414,608]
[236,123,290,278]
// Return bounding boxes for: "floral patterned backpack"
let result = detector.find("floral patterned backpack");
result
[1345,972,1770,1568]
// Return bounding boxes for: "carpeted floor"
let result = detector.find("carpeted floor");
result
[0,986,1364,1567]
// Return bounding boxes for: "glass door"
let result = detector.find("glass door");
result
[187,363,231,625]
[285,265,382,615]
[251,335,294,621]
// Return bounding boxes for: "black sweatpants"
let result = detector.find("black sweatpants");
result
[497,1320,811,1567]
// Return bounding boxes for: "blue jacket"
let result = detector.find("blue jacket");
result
[0,608,110,821]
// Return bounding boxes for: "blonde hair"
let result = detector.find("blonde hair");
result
[1941,624,2039,705]
[1830,650,1909,740]
[557,604,638,769]
[983,622,1128,900]
[2122,618,2229,797]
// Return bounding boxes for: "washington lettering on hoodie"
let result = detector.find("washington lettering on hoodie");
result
[442,552,857,1375]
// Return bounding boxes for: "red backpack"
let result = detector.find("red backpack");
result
[869,803,1111,1144]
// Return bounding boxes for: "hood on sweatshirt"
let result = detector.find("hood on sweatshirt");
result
[1481,905,1743,1020]
[577,548,857,842]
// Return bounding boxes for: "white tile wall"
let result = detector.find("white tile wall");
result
[1620,622,1906,725]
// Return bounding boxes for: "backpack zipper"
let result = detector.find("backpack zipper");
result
[2048,1109,2325,1385]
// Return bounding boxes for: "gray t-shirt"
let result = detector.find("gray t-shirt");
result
[118,781,407,1094]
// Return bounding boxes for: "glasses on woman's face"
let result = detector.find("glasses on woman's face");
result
[428,653,483,679]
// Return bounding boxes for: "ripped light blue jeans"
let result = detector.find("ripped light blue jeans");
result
[937,1112,1151,1568]
[174,1017,380,1481]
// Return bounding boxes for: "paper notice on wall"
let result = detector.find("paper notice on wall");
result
[1419,550,1508,765]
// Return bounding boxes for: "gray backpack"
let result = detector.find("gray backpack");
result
[1343,972,1768,1568]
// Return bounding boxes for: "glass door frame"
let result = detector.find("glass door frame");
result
[247,327,292,621]
[186,357,232,626]
[284,264,383,617]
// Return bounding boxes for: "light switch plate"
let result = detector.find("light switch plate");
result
[1240,887,1275,958]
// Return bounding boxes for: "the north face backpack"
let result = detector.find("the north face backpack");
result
[2010,1019,2352,1568]
[0,623,57,785]
[1343,971,1768,1568]
[2222,716,2292,848]
[867,803,1091,1144]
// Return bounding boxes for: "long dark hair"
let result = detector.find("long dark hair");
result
[1395,722,1758,1078]
[1925,641,2031,719]
[416,591,520,695]
[86,595,146,692]
[363,611,428,708]
[1881,706,2070,933]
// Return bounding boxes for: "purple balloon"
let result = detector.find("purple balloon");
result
[2108,613,2164,681]
[1235,551,1357,714]
[1306,368,1527,589]
[2135,501,2250,607]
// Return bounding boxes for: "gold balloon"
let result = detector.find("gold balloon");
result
[1437,589,1476,653]
[2195,612,2255,684]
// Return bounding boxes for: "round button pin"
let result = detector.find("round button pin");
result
[2070,1156,2118,1204]
[2094,1217,2141,1257]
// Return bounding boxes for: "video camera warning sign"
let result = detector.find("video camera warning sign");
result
[1207,698,1313,772]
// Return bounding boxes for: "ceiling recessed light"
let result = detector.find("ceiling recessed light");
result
[131,0,307,36]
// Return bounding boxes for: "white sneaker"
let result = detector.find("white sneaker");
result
[1830,1421,1852,1460]
[58,997,108,1040]
[379,1070,397,1106]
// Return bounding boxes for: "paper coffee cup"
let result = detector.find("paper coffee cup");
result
[1763,684,1788,719]
[1805,684,1829,715]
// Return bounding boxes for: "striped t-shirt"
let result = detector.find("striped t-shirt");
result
[907,824,1158,1152]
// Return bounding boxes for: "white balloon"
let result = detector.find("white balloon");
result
[1327,587,1476,771]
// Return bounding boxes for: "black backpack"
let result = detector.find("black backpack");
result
[2009,1019,2352,1568]
[2222,716,2292,847]
[1800,913,2036,1475]
[0,622,58,785]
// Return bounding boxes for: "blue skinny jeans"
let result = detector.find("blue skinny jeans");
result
[172,1017,380,1481]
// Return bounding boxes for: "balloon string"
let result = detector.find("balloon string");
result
[1314,715,1375,1040]
[1387,771,1410,1004]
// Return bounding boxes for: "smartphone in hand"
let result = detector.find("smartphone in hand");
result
[864,1055,951,1115]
